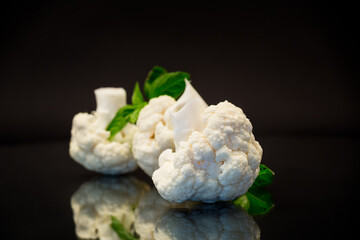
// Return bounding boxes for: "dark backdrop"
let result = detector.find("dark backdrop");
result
[1,1,359,143]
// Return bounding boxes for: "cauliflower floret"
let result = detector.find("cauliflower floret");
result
[134,188,197,239]
[71,176,149,240]
[70,88,138,175]
[153,101,263,203]
[132,80,207,176]
[154,203,260,240]
[132,96,176,176]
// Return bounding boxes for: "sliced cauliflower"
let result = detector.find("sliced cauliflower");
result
[134,188,197,239]
[153,91,262,203]
[71,176,149,240]
[154,203,260,240]
[70,88,138,174]
[132,80,206,176]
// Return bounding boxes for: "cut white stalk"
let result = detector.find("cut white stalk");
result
[94,88,127,129]
[165,80,208,148]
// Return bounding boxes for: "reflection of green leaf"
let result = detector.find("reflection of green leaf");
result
[144,66,167,99]
[110,216,138,240]
[246,187,274,215]
[148,71,189,100]
[252,164,275,187]
[131,82,145,105]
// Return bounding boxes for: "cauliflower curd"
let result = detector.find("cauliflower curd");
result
[132,95,176,176]
[153,95,263,203]
[70,88,138,174]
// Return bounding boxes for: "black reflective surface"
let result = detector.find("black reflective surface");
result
[1,134,358,239]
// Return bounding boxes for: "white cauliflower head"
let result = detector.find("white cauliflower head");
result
[71,176,149,240]
[153,96,263,202]
[70,88,138,175]
[132,80,206,176]
[154,203,260,240]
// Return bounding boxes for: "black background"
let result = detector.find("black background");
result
[1,0,359,143]
[1,1,359,239]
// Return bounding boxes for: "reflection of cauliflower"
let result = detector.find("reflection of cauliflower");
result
[132,96,176,176]
[154,203,260,240]
[134,188,197,239]
[153,95,262,202]
[71,176,149,240]
[70,88,138,174]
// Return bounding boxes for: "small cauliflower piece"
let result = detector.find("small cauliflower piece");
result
[132,81,206,176]
[154,203,260,240]
[70,88,138,174]
[132,95,176,176]
[71,176,149,240]
[153,91,262,203]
